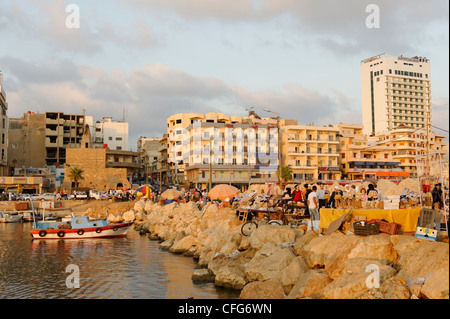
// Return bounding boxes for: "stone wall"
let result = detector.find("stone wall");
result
[64,148,131,191]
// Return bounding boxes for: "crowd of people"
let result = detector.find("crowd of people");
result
[281,182,384,209]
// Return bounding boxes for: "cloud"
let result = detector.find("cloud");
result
[0,0,160,55]
[122,0,449,56]
[2,57,354,148]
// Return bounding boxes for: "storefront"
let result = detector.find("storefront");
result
[0,176,49,194]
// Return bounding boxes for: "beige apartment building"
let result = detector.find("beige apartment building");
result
[280,120,341,182]
[137,136,162,181]
[361,53,432,135]
[373,125,448,178]
[336,123,406,180]
[8,112,46,170]
[45,112,86,167]
[0,72,8,176]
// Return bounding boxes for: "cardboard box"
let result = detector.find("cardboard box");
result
[415,227,437,241]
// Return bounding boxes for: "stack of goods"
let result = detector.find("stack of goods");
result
[383,195,400,210]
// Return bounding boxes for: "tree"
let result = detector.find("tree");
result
[277,165,293,187]
[68,167,84,188]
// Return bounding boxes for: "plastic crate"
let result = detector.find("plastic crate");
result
[418,208,441,229]
[377,220,402,235]
[353,221,379,236]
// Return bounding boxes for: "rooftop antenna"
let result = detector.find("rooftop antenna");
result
[123,107,127,121]
[82,107,86,115]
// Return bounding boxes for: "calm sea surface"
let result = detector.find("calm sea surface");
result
[0,222,239,299]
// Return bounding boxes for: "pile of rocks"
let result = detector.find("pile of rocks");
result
[108,200,449,299]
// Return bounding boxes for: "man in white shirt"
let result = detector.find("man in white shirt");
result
[308,185,320,223]
[316,183,326,208]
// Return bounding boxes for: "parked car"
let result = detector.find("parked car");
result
[71,191,88,200]
[36,193,58,201]
[17,194,38,201]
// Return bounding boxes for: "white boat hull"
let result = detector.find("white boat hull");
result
[0,216,23,223]
[31,222,133,239]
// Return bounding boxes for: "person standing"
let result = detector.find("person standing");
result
[308,185,319,230]
[292,185,303,203]
[303,184,312,216]
[432,183,443,210]
[317,183,326,208]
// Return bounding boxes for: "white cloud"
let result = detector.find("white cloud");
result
[2,57,354,148]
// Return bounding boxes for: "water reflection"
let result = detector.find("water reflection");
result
[0,223,239,299]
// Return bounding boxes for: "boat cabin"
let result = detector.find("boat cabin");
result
[34,216,108,230]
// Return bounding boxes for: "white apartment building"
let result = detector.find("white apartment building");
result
[361,53,431,135]
[167,112,278,188]
[86,116,129,151]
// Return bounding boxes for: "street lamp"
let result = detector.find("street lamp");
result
[263,108,281,186]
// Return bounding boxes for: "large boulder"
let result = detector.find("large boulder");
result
[328,233,397,279]
[279,256,310,295]
[390,235,449,299]
[287,269,332,299]
[133,200,145,212]
[250,225,296,250]
[122,209,136,222]
[108,213,123,223]
[244,244,296,282]
[214,266,247,290]
[299,232,361,270]
[169,235,199,254]
[320,258,397,299]
[239,280,286,299]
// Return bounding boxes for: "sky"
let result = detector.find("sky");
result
[0,0,448,150]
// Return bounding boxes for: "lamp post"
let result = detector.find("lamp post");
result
[263,108,281,186]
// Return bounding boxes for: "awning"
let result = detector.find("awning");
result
[365,171,410,177]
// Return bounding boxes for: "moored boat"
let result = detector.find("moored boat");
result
[30,215,133,239]
[0,211,24,223]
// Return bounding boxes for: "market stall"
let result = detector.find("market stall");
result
[319,207,421,233]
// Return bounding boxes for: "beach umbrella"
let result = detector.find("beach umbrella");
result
[208,184,240,200]
[161,188,182,200]
[136,185,153,197]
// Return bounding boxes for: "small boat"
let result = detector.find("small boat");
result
[30,215,134,239]
[0,211,24,223]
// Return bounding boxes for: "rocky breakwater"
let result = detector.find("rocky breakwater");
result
[109,200,449,299]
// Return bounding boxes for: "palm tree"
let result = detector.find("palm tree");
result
[68,167,84,188]
[277,165,293,187]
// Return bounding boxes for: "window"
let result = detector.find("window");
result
[176,119,182,124]
[116,137,122,141]
[109,137,112,140]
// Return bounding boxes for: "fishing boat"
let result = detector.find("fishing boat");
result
[30,215,134,239]
[0,211,23,223]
